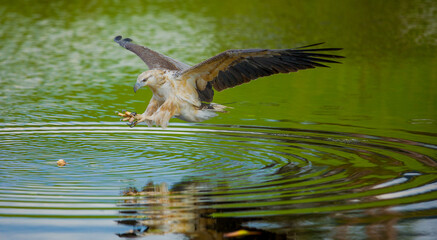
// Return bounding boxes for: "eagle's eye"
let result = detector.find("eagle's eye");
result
[142,77,149,82]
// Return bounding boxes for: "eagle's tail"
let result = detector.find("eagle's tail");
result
[201,103,230,113]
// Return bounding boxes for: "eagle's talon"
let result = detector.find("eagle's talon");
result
[117,110,140,126]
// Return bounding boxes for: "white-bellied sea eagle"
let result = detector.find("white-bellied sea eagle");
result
[114,35,343,128]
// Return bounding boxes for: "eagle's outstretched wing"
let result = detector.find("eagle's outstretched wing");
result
[179,43,344,97]
[114,36,190,71]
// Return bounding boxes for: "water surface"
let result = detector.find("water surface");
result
[0,0,436,239]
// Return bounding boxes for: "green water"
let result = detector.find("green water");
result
[0,0,436,239]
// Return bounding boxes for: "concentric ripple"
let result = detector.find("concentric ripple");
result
[0,122,436,238]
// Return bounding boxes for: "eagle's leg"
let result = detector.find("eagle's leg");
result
[140,97,161,127]
[150,100,180,128]
[128,114,153,128]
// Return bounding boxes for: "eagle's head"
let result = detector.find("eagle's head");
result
[134,70,163,93]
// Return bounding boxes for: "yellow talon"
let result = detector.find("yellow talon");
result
[117,111,134,118]
[117,111,139,127]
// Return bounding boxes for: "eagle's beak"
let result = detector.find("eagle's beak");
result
[133,82,142,93]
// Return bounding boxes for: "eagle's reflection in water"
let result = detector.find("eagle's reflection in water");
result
[116,180,285,239]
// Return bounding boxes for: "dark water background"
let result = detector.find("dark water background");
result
[0,0,436,239]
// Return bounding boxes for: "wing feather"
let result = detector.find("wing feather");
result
[179,43,344,92]
[114,35,190,71]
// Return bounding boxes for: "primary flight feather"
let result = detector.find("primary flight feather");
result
[114,35,343,128]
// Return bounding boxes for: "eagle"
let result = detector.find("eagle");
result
[114,35,343,128]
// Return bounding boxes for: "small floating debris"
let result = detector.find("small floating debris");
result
[57,159,67,167]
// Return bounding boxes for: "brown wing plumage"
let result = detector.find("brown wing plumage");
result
[179,43,344,94]
[114,36,190,71]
